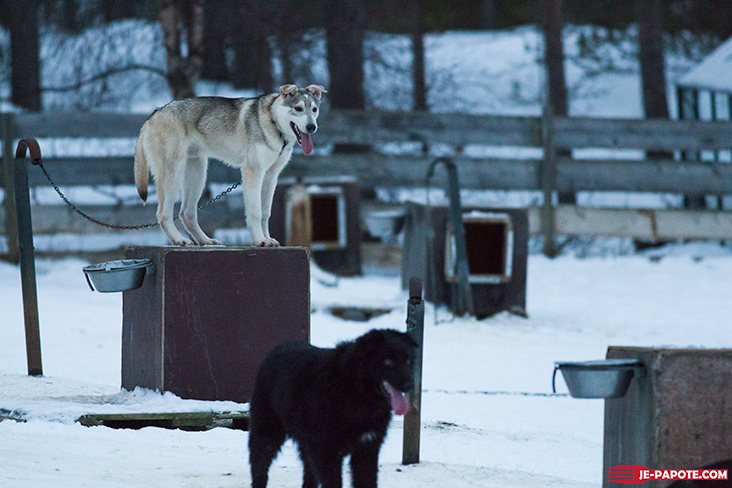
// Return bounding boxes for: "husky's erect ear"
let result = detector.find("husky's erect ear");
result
[305,84,326,100]
[279,84,298,98]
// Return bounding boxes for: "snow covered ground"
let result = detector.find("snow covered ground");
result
[2,242,732,487]
[0,18,730,488]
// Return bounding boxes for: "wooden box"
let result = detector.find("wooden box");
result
[122,246,310,403]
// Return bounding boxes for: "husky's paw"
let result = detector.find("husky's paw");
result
[199,238,223,246]
[254,237,280,247]
[172,238,195,247]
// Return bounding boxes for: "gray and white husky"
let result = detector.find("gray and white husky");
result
[134,84,325,246]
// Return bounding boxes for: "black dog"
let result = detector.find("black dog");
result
[248,329,417,488]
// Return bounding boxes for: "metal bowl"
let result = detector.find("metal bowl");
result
[553,359,643,399]
[83,259,155,293]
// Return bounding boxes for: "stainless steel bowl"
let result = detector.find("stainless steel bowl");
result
[83,259,155,293]
[553,359,643,399]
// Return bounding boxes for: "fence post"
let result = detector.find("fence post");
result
[540,99,558,257]
[14,138,43,376]
[403,277,425,465]
[1,113,19,264]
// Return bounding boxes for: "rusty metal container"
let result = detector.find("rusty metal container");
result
[122,246,310,403]
[603,347,732,487]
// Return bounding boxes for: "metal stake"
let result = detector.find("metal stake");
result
[403,277,425,465]
[426,157,474,316]
[14,138,43,376]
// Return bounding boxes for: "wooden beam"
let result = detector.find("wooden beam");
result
[554,117,732,151]
[529,205,732,240]
[4,154,731,196]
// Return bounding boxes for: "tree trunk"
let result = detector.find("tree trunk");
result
[160,0,205,100]
[10,0,41,111]
[481,0,498,29]
[232,1,273,92]
[324,0,365,110]
[541,0,567,118]
[411,0,427,111]
[637,0,669,120]
[102,0,135,22]
[541,0,573,205]
[201,0,230,82]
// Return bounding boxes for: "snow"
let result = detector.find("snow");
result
[2,246,732,487]
[678,36,732,93]
[1,19,731,488]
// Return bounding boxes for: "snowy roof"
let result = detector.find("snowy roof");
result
[678,36,732,92]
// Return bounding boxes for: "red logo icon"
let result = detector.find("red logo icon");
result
[609,465,729,484]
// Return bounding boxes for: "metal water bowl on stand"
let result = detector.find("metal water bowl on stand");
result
[83,259,155,293]
[553,359,644,399]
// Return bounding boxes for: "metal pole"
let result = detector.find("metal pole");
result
[14,138,43,376]
[403,277,424,465]
[2,113,19,264]
[426,157,474,316]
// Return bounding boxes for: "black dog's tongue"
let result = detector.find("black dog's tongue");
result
[385,383,409,415]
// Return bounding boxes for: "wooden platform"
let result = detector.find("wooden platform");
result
[76,411,249,431]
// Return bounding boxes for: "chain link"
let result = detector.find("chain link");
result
[36,160,240,231]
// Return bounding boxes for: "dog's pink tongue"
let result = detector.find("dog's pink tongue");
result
[301,133,313,156]
[386,383,410,416]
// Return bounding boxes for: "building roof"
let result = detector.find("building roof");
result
[678,36,732,93]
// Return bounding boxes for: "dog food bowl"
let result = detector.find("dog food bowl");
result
[83,259,155,293]
[552,359,643,398]
[364,209,405,244]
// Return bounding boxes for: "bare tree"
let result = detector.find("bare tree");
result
[231,0,273,92]
[324,0,365,109]
[541,0,573,207]
[9,0,41,111]
[410,0,427,111]
[541,0,568,117]
[637,0,669,120]
[160,0,204,100]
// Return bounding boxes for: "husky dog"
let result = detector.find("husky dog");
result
[134,84,325,246]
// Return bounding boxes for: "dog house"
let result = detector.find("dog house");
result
[445,212,514,285]
[402,202,528,318]
[271,176,362,276]
[285,185,347,250]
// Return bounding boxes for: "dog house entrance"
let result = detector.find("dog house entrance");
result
[286,186,347,250]
[445,212,514,284]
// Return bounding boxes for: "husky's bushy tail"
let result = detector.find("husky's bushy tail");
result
[134,135,148,203]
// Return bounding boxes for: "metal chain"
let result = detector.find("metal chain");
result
[36,160,240,231]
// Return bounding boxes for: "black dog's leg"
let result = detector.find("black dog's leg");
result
[248,414,286,488]
[308,447,343,488]
[297,445,318,488]
[350,444,381,488]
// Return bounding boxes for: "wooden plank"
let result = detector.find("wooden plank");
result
[12,113,148,139]
[528,205,732,240]
[13,157,241,187]
[76,411,249,431]
[554,158,732,196]
[321,110,541,147]
[6,111,732,152]
[555,117,732,151]
[3,153,730,195]
[12,201,243,235]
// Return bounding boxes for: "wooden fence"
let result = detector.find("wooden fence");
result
[1,110,732,259]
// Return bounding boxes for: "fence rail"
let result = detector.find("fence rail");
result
[2,110,732,259]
